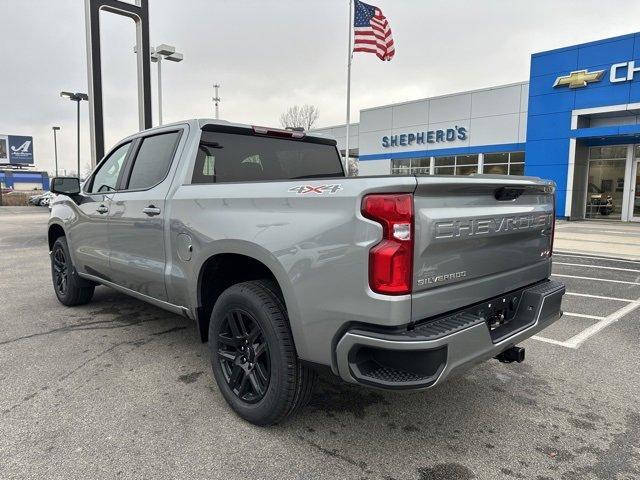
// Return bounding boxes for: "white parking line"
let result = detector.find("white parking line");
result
[551,274,640,286]
[564,298,640,348]
[563,312,606,321]
[565,292,634,303]
[531,336,576,349]
[533,296,640,349]
[554,253,640,265]
[535,251,640,348]
[599,230,640,236]
[555,262,640,274]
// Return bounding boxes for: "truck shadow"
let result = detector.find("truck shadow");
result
[78,287,607,480]
[282,367,586,479]
[83,288,535,434]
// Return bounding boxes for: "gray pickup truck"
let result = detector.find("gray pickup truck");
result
[48,119,564,425]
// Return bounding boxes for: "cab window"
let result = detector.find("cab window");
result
[125,131,181,190]
[192,132,343,184]
[88,142,131,194]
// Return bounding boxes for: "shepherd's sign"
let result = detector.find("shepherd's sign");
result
[382,126,468,148]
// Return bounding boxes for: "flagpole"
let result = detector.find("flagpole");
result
[345,0,353,175]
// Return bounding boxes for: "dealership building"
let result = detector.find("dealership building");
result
[314,32,640,222]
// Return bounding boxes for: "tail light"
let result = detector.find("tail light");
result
[361,193,414,295]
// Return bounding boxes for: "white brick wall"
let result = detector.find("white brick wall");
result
[310,81,529,176]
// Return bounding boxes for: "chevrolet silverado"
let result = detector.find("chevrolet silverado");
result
[48,119,564,425]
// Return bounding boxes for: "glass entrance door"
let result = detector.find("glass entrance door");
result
[631,159,640,222]
[586,146,627,220]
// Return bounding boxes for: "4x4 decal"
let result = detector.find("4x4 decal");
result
[288,184,343,195]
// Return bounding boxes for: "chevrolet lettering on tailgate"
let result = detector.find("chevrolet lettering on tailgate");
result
[434,214,552,240]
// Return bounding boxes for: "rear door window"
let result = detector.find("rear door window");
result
[126,131,181,190]
[192,132,343,184]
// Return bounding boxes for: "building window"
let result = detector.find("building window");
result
[483,151,525,175]
[391,157,430,175]
[433,156,454,175]
[455,154,478,175]
[390,158,411,175]
[411,157,430,174]
[588,146,627,160]
[434,154,478,175]
[391,151,524,176]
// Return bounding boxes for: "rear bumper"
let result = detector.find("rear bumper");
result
[334,280,565,390]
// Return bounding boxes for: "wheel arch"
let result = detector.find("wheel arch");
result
[193,242,302,349]
[48,223,66,251]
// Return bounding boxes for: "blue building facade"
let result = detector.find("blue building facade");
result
[0,170,49,191]
[314,32,640,222]
[526,32,640,221]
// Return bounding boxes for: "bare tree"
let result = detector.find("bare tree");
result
[279,104,320,131]
[347,158,359,177]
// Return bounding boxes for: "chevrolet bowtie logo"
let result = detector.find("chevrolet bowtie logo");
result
[553,69,605,88]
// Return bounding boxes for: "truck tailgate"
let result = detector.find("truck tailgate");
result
[411,175,555,322]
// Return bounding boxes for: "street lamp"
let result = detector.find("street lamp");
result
[213,83,221,120]
[52,126,61,177]
[60,91,88,178]
[151,44,184,125]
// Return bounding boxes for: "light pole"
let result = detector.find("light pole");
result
[52,126,61,177]
[60,91,88,178]
[151,44,184,125]
[213,84,221,119]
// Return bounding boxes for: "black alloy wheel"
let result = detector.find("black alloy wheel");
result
[50,236,95,306]
[52,244,69,296]
[217,309,270,404]
[208,280,317,425]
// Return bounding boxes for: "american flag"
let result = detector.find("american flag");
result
[353,0,395,61]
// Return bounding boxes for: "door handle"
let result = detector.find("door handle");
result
[96,204,108,214]
[142,205,161,216]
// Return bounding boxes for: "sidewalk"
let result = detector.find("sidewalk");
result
[0,206,47,215]
[554,220,640,260]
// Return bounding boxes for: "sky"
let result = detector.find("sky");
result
[2,0,640,176]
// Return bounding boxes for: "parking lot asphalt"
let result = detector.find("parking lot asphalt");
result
[1,207,639,480]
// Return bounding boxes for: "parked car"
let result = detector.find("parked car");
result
[39,193,54,207]
[48,119,564,425]
[587,183,615,216]
[29,191,52,206]
[30,191,54,206]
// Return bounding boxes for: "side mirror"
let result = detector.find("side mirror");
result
[51,177,81,195]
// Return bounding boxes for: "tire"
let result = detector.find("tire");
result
[208,280,316,425]
[51,236,95,306]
